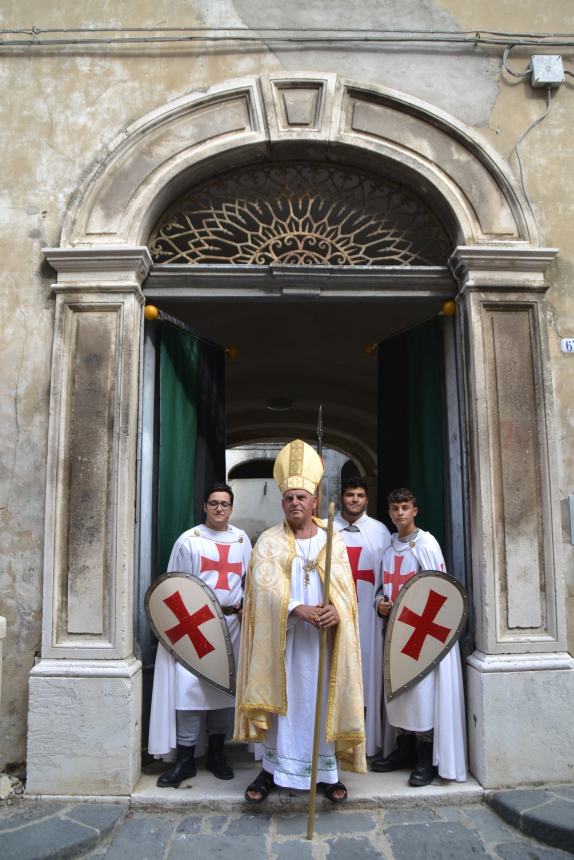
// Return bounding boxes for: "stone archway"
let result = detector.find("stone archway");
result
[27,74,573,796]
[58,73,535,248]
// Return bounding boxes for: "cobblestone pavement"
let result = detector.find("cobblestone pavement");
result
[3,798,572,860]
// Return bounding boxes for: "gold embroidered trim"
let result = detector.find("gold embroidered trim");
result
[192,528,244,545]
[288,439,304,481]
[281,524,298,714]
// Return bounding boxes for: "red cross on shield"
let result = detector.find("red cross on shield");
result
[145,572,236,696]
[384,570,468,702]
[163,590,216,659]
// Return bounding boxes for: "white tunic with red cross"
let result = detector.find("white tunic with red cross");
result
[148,524,252,757]
[334,511,390,757]
[381,529,467,782]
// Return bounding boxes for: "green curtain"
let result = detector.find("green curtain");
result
[377,317,445,548]
[157,322,227,574]
[192,338,227,526]
[157,325,200,574]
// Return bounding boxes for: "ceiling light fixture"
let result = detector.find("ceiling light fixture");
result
[266,398,293,412]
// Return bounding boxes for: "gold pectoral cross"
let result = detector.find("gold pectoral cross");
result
[303,559,318,588]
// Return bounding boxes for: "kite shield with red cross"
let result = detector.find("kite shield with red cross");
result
[384,571,467,702]
[145,572,236,696]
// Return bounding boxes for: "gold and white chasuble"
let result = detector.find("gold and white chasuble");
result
[234,518,366,782]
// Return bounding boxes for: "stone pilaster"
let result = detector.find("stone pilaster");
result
[0,616,5,709]
[26,247,151,796]
[451,245,574,787]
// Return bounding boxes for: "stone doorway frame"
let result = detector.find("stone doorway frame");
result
[28,74,573,795]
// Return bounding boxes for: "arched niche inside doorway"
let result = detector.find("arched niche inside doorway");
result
[226,442,353,542]
[34,73,569,800]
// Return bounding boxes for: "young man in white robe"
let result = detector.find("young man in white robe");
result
[371,487,467,786]
[148,482,252,786]
[334,477,390,757]
[235,439,366,804]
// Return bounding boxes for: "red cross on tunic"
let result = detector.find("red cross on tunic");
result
[346,545,375,599]
[398,589,451,662]
[163,590,215,659]
[384,554,416,602]
[200,542,242,591]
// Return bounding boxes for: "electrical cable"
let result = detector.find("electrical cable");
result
[1,26,574,48]
[512,87,554,226]
[546,303,567,340]
[502,44,532,77]
[0,22,569,231]
[1,26,574,37]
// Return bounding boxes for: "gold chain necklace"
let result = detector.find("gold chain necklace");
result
[296,537,319,587]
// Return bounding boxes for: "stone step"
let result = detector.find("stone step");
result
[0,800,128,860]
[133,751,484,812]
[489,785,574,855]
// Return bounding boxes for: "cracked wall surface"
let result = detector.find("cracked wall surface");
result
[231,0,501,126]
[0,0,573,769]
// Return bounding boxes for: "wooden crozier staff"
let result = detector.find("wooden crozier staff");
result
[315,404,324,516]
[306,499,336,840]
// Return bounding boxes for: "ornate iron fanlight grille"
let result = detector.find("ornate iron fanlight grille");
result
[148,163,452,266]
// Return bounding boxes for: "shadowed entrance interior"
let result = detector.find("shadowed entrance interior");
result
[137,155,464,753]
[137,293,463,752]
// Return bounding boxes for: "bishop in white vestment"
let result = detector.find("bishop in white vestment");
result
[235,440,366,805]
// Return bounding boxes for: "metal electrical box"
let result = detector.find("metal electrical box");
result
[531,55,564,87]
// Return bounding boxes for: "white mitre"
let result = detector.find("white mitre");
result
[273,438,324,495]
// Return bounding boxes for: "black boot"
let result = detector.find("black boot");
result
[371,733,417,772]
[408,740,437,787]
[205,733,234,780]
[156,744,196,787]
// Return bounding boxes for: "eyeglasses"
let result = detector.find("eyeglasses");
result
[206,501,231,509]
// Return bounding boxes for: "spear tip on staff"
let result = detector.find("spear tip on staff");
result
[316,404,324,516]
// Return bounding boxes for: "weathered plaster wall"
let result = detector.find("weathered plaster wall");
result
[0,0,573,769]
[232,0,501,126]
[435,0,574,687]
[0,0,285,770]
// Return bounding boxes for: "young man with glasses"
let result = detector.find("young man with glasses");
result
[149,483,252,787]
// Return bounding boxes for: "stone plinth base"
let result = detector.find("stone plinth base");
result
[26,658,142,796]
[466,651,574,788]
